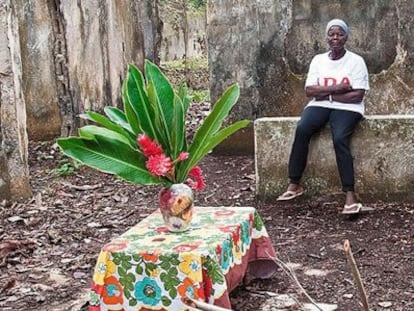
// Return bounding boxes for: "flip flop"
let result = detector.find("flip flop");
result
[276,189,304,201]
[342,203,363,214]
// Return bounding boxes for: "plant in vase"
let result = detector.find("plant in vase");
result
[57,60,250,232]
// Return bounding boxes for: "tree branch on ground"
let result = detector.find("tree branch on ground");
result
[343,239,371,311]
[267,251,323,311]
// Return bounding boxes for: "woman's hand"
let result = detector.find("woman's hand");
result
[306,83,352,99]
[306,83,365,103]
[332,83,353,94]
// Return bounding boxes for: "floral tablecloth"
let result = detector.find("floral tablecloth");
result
[89,206,277,311]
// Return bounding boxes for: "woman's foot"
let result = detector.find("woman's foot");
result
[277,184,304,201]
[342,191,362,214]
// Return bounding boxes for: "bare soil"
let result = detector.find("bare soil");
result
[0,141,413,311]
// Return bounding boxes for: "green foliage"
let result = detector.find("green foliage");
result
[189,89,209,102]
[52,157,82,176]
[189,0,206,9]
[163,56,208,71]
[159,0,206,11]
[57,60,250,187]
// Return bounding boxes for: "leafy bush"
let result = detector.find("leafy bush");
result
[57,60,249,190]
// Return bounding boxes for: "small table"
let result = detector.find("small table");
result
[88,206,277,311]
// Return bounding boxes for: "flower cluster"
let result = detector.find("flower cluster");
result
[137,134,205,190]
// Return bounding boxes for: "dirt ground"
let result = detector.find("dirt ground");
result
[0,141,413,311]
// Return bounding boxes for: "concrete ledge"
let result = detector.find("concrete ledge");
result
[254,115,414,202]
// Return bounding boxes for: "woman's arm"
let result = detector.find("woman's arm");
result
[331,89,365,103]
[306,84,365,104]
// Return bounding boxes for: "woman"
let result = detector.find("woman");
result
[277,19,369,215]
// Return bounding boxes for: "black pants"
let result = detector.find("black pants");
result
[288,106,362,192]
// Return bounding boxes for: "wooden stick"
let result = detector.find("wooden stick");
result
[343,240,370,311]
[269,254,321,311]
[183,297,233,311]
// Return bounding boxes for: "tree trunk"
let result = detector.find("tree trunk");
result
[0,0,32,201]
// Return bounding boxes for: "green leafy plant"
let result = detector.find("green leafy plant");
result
[56,60,250,190]
[52,157,82,176]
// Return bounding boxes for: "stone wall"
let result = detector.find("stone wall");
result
[255,116,414,202]
[15,0,158,140]
[0,0,159,200]
[160,10,206,61]
[207,0,414,154]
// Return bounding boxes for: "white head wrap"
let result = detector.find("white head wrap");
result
[326,19,349,37]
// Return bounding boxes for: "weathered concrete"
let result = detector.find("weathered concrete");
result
[160,5,206,61]
[208,1,414,154]
[0,0,31,200]
[255,115,414,202]
[14,0,158,140]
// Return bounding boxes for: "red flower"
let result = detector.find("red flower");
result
[176,152,189,162]
[214,210,236,217]
[173,242,200,252]
[178,277,199,300]
[186,166,205,190]
[102,276,123,305]
[137,134,163,157]
[140,250,160,262]
[102,240,129,252]
[146,154,173,177]
[200,268,212,301]
[155,226,169,233]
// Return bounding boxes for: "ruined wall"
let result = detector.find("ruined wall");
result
[160,9,207,61]
[0,0,31,200]
[208,0,414,153]
[0,0,159,200]
[16,0,158,140]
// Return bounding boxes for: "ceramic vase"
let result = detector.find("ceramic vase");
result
[158,183,194,232]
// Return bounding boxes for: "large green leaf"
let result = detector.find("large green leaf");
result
[56,135,164,186]
[172,94,186,155]
[176,84,240,180]
[146,82,168,148]
[177,82,191,115]
[104,107,134,134]
[78,125,135,149]
[201,120,250,156]
[122,77,140,135]
[176,120,250,181]
[144,60,176,156]
[80,111,136,145]
[191,84,239,146]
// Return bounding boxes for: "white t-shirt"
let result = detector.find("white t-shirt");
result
[305,50,370,115]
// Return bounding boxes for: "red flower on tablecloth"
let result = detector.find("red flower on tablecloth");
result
[249,214,254,236]
[233,225,241,244]
[178,277,200,300]
[173,241,201,253]
[215,244,222,263]
[89,282,104,311]
[102,276,123,305]
[91,281,104,295]
[219,224,239,233]
[155,226,169,233]
[140,249,160,262]
[214,210,236,217]
[199,268,212,301]
[102,240,129,252]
